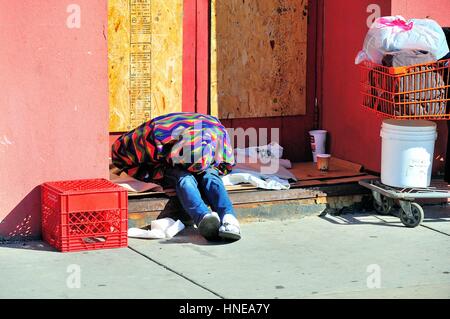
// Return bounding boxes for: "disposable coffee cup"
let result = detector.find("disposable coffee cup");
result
[309,130,327,162]
[317,154,331,171]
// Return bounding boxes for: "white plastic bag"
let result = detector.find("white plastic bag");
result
[355,16,449,64]
[234,142,284,162]
[127,218,185,239]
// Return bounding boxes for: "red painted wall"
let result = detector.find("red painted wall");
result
[182,0,197,113]
[391,0,450,175]
[0,0,109,239]
[321,0,391,173]
[322,0,449,174]
[181,0,210,114]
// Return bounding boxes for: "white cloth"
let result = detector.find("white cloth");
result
[128,218,185,239]
[233,143,295,180]
[224,143,296,190]
[222,172,290,190]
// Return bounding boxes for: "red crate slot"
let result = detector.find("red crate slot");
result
[359,59,450,120]
[41,178,128,252]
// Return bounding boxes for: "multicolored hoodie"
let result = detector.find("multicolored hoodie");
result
[111,112,235,182]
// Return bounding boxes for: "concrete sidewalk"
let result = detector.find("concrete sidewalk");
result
[1,205,449,299]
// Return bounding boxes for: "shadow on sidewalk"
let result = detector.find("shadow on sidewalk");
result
[0,240,57,252]
[159,227,239,246]
[0,186,58,251]
[320,213,405,228]
[0,186,41,242]
[320,207,450,228]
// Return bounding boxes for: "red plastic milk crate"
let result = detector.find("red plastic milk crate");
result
[41,179,128,252]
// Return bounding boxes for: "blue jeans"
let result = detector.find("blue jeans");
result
[164,167,236,225]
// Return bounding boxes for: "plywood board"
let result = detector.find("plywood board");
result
[292,174,378,188]
[289,158,366,182]
[108,0,183,132]
[210,0,308,119]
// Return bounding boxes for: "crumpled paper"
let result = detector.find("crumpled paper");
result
[128,218,185,239]
[111,172,163,193]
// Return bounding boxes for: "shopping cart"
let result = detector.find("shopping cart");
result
[359,179,450,228]
[358,59,450,227]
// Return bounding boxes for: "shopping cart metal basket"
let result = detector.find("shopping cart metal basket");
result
[359,59,450,120]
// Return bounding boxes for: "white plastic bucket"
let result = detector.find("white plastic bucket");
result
[309,130,327,163]
[380,119,437,188]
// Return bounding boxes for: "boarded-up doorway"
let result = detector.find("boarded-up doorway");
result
[210,0,308,119]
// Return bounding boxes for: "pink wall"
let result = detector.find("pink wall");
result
[322,0,449,174]
[392,0,450,23]
[0,0,109,239]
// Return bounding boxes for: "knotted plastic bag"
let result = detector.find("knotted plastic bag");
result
[355,16,449,64]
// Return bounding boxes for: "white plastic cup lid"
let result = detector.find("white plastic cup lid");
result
[309,130,327,135]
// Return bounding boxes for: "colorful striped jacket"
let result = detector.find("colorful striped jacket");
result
[111,112,235,182]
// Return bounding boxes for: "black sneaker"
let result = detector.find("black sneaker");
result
[198,212,220,240]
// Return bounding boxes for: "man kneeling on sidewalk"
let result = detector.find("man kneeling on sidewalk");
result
[111,112,241,241]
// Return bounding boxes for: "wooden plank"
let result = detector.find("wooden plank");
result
[289,160,365,181]
[151,0,184,116]
[127,187,176,197]
[128,187,325,212]
[108,0,131,131]
[228,188,325,205]
[210,0,308,119]
[307,183,372,197]
[291,174,378,188]
[225,184,259,192]
[108,0,184,132]
[322,175,378,184]
[128,191,166,198]
[291,179,329,187]
[129,197,177,213]
[328,157,363,172]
